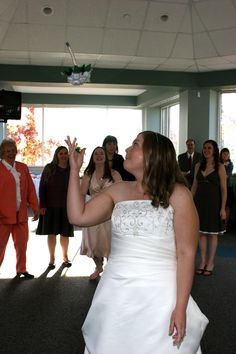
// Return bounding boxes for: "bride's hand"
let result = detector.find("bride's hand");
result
[169,308,186,346]
[65,136,86,171]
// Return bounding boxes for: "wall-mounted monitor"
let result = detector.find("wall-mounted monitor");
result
[0,90,22,123]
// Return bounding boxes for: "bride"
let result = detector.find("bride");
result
[65,131,208,354]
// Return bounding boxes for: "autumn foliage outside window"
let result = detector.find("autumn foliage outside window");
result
[6,106,59,166]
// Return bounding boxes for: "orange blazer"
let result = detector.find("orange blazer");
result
[0,161,39,224]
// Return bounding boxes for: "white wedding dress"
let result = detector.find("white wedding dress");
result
[83,200,209,354]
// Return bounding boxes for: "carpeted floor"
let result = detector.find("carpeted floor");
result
[192,231,236,354]
[0,230,235,354]
[0,271,97,354]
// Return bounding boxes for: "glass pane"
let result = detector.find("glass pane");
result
[169,104,179,154]
[220,93,236,172]
[6,106,43,166]
[5,106,142,171]
[43,107,142,170]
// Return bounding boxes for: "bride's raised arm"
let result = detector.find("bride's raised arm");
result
[65,136,114,227]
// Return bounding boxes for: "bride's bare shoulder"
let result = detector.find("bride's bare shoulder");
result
[109,180,136,201]
[170,183,194,208]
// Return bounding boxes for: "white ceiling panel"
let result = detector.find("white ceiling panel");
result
[0,0,236,72]
[102,29,140,56]
[0,21,9,43]
[11,0,27,22]
[28,25,66,52]
[160,58,195,70]
[193,33,218,58]
[172,34,194,59]
[0,50,29,65]
[1,24,28,51]
[67,27,104,54]
[0,0,17,21]
[106,0,147,30]
[209,29,236,56]
[29,52,65,66]
[67,0,108,27]
[28,0,67,25]
[138,31,176,57]
[0,0,236,95]
[144,2,187,32]
[195,0,236,30]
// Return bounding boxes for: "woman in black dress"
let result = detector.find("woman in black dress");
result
[36,146,74,269]
[102,135,135,181]
[191,140,227,276]
[220,147,235,229]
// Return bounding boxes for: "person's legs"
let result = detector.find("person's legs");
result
[0,224,11,267]
[89,256,104,280]
[225,206,230,230]
[47,234,57,265]
[204,234,218,274]
[12,222,29,273]
[60,235,70,262]
[196,233,208,274]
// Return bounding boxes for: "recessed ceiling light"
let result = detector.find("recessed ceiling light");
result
[160,14,169,22]
[123,13,131,21]
[42,6,54,16]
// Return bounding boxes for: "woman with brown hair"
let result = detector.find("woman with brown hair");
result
[65,131,208,354]
[192,140,227,276]
[220,147,235,229]
[36,146,74,269]
[102,135,135,181]
[80,146,121,280]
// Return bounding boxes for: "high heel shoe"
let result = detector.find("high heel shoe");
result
[89,267,103,280]
[63,260,72,268]
[202,269,213,276]
[48,263,56,270]
[195,265,207,275]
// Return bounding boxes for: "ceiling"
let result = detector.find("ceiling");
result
[0,0,236,96]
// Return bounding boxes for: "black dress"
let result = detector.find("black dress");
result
[36,165,74,237]
[194,168,225,234]
[112,153,135,181]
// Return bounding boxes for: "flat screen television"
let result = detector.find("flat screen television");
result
[0,90,22,122]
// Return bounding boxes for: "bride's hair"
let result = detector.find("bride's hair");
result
[141,131,186,208]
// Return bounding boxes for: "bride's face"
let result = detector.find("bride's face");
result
[124,134,144,174]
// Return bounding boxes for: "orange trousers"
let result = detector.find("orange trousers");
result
[0,222,29,273]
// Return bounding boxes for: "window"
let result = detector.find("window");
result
[5,105,143,171]
[161,103,179,154]
[219,92,236,172]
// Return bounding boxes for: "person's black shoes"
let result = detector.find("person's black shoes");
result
[48,263,56,270]
[17,272,34,279]
[63,260,72,268]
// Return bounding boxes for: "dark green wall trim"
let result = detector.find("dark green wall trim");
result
[195,69,236,88]
[0,64,194,86]
[22,93,137,106]
[1,64,236,107]
[1,64,236,88]
[91,68,195,87]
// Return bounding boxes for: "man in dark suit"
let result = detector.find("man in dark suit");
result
[178,138,202,188]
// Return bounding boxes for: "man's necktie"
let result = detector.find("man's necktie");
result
[188,155,192,169]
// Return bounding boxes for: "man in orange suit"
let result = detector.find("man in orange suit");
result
[0,138,39,279]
